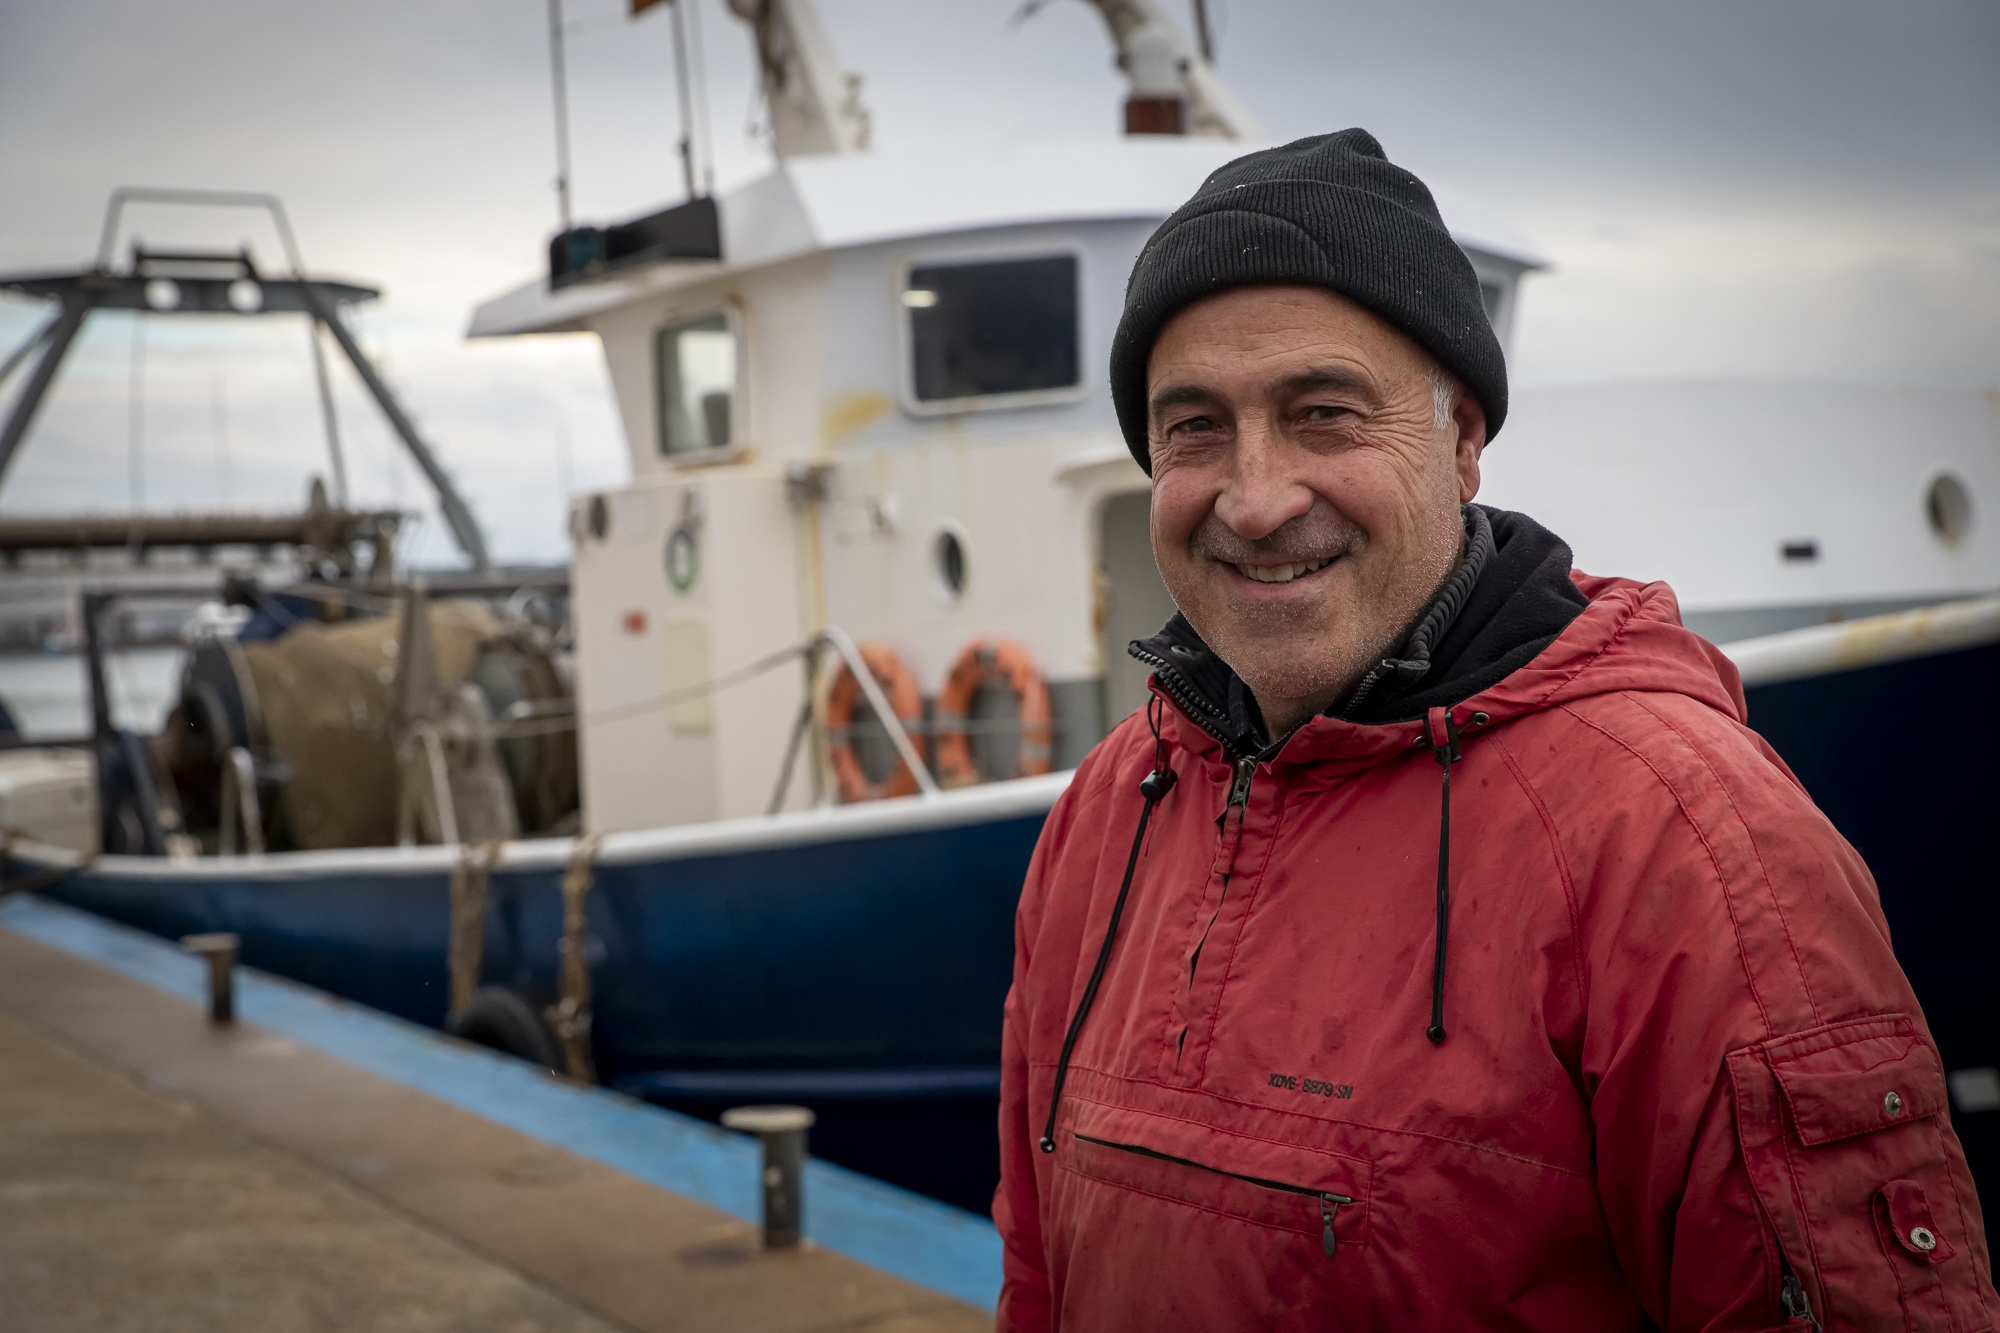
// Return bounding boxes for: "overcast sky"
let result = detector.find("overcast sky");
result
[1,0,1994,566]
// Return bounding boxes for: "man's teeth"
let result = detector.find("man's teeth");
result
[1236,557,1334,584]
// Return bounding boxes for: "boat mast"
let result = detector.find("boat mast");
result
[722,0,871,158]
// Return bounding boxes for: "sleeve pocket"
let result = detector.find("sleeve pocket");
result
[1727,1013,1993,1332]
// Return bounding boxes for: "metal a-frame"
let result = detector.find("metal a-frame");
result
[0,187,490,570]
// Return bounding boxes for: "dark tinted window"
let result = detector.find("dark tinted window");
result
[905,255,1078,404]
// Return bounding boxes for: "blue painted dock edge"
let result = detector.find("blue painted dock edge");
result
[0,894,1004,1311]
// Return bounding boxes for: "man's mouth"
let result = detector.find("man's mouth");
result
[1231,556,1336,585]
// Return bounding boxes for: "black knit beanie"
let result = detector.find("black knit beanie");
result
[1110,129,1507,473]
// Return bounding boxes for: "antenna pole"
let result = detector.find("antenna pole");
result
[548,0,575,231]
[686,0,715,193]
[670,0,699,198]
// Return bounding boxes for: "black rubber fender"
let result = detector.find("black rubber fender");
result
[445,986,565,1072]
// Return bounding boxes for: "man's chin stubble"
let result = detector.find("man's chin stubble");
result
[1201,589,1380,722]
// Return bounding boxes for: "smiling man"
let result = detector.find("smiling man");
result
[994,131,1994,1330]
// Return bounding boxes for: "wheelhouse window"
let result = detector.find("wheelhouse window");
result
[655,311,735,455]
[904,255,1079,408]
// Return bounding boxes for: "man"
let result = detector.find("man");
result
[995,130,1995,1330]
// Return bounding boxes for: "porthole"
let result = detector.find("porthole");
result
[932,527,968,601]
[1925,471,1972,549]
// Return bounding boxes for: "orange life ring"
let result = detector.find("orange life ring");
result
[933,637,1053,788]
[826,643,925,802]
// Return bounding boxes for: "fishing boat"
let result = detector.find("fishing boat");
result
[3,0,1995,1213]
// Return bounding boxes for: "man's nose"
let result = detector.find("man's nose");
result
[1212,411,1313,541]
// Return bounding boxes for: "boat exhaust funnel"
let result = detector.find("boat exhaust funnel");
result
[1075,0,1265,140]
[1121,20,1186,135]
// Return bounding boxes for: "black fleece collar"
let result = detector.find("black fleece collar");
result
[1130,504,1589,756]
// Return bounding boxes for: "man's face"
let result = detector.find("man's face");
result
[1146,285,1487,735]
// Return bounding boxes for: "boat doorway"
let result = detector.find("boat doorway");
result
[1097,491,1177,729]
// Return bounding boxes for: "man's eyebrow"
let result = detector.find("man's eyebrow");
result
[1147,382,1218,421]
[1148,367,1378,422]
[1279,366,1375,399]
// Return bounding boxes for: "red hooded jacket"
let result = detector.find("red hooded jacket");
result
[996,572,1995,1330]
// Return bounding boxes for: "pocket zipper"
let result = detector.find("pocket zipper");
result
[1074,1133,1355,1258]
[1778,1248,1821,1328]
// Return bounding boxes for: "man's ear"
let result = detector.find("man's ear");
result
[1451,393,1487,504]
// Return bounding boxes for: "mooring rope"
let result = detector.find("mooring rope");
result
[446,838,504,1016]
[546,832,603,1082]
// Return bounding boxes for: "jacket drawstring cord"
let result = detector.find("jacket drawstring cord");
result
[1425,707,1462,1044]
[1040,696,1177,1154]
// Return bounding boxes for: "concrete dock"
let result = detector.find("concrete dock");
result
[0,898,993,1333]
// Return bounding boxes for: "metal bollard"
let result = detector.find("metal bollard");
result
[720,1104,816,1249]
[180,933,240,1024]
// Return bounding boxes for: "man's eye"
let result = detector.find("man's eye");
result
[1171,415,1220,435]
[1300,404,1350,422]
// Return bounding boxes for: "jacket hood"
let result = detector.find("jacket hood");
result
[1132,506,1746,774]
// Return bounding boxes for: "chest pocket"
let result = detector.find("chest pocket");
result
[1057,1098,1373,1256]
[1728,1014,1995,1330]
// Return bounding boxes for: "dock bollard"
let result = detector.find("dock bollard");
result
[720,1104,816,1249]
[180,933,240,1024]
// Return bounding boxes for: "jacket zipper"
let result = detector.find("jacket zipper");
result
[1128,646,1233,739]
[1128,647,1290,784]
[1075,1134,1354,1258]
[1777,1248,1820,1328]
[1340,658,1390,719]
[1227,755,1257,809]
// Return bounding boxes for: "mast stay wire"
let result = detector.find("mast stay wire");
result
[210,370,233,508]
